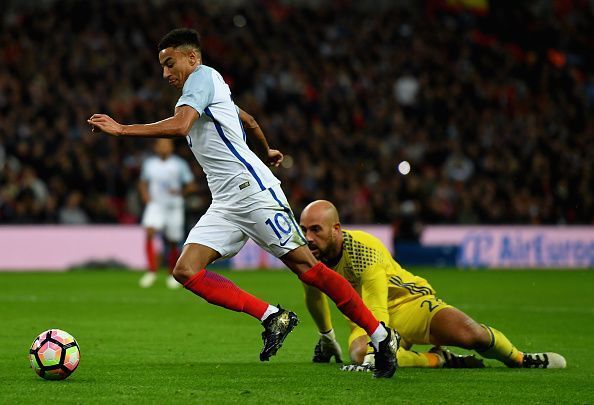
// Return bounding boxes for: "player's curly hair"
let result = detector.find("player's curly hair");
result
[158,28,201,52]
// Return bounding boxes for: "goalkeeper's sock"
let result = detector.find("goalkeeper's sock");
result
[397,348,442,368]
[298,262,383,346]
[184,269,269,320]
[145,238,157,272]
[477,325,523,367]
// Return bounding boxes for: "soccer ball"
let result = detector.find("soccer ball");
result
[29,329,80,380]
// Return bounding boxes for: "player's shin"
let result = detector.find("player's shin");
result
[298,262,386,346]
[476,325,523,367]
[183,269,269,320]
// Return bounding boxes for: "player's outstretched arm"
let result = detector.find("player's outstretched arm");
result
[238,108,283,167]
[88,106,198,138]
[303,283,333,333]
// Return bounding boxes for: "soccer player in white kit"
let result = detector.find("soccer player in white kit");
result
[88,28,399,377]
[138,138,194,289]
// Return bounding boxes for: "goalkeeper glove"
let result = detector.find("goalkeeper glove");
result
[312,329,343,363]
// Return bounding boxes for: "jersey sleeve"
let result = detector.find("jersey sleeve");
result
[175,68,215,116]
[360,263,390,325]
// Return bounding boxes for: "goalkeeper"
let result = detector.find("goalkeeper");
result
[300,200,566,370]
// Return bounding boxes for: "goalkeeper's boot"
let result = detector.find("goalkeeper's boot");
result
[340,354,374,372]
[340,363,374,372]
[260,307,299,361]
[429,346,485,368]
[521,352,566,369]
[372,323,400,378]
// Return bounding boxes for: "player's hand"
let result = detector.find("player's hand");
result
[267,149,283,167]
[87,114,124,136]
[312,329,343,363]
[339,363,374,373]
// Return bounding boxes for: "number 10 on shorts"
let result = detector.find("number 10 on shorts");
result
[265,213,293,246]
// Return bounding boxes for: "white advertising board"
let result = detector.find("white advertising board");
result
[421,226,594,268]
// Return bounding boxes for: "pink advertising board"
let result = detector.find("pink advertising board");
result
[0,226,145,271]
[0,224,391,271]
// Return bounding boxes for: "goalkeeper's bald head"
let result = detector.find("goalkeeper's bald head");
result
[299,200,343,263]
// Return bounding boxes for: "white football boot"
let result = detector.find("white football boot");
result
[522,352,566,368]
[139,272,157,288]
[166,275,180,289]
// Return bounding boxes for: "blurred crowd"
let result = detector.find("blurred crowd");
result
[1,0,593,239]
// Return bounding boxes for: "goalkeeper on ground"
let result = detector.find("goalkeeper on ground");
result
[299,200,566,370]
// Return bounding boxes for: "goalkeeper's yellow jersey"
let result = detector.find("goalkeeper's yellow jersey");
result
[330,230,436,324]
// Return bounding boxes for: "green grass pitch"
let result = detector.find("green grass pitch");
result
[1,268,593,404]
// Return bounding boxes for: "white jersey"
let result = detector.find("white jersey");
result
[140,155,194,206]
[175,65,280,203]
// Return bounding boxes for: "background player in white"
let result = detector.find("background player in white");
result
[88,28,398,377]
[138,138,195,289]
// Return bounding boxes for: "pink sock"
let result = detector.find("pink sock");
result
[184,269,269,320]
[299,262,380,335]
[145,238,157,272]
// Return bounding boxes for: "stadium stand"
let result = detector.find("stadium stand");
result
[1,0,593,241]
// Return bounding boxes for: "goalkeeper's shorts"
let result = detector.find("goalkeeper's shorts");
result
[348,295,452,348]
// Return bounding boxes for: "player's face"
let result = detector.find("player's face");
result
[159,47,199,89]
[155,139,173,158]
[300,219,339,262]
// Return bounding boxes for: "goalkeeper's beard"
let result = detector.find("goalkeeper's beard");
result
[309,234,337,263]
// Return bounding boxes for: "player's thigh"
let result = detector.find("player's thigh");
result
[185,207,248,260]
[176,243,222,274]
[429,306,490,348]
[142,202,166,231]
[164,207,185,242]
[237,185,307,260]
[389,296,452,345]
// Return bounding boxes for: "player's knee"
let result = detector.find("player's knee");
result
[172,261,195,284]
[281,246,318,275]
[146,227,156,239]
[350,346,367,365]
[349,339,369,365]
